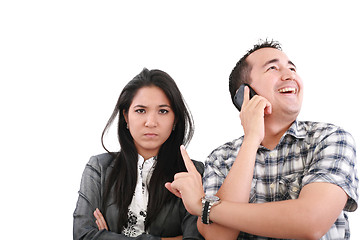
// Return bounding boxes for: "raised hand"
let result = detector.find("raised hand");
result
[240,86,272,145]
[165,145,204,217]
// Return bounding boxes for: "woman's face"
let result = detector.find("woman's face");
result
[125,86,175,160]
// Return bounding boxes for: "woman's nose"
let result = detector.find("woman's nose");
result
[145,113,157,127]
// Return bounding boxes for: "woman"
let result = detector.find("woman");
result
[73,68,204,240]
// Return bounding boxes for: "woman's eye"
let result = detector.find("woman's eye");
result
[159,109,169,114]
[135,109,146,114]
[290,67,296,72]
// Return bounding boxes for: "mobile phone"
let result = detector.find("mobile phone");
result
[233,84,257,111]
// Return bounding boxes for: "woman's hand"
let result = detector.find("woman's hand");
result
[94,208,109,231]
[94,208,183,239]
[165,145,204,217]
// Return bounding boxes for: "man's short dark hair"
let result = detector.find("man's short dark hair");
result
[229,39,282,107]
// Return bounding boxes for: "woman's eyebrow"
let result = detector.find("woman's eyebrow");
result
[134,104,147,108]
[134,104,171,108]
[159,104,171,108]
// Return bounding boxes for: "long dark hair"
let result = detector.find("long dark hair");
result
[101,68,194,231]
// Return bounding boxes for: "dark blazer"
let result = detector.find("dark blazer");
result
[73,153,204,240]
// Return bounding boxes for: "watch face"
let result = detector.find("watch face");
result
[205,195,220,203]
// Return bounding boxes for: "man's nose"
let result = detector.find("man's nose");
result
[281,68,296,81]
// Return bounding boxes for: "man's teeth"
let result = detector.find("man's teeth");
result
[278,88,296,93]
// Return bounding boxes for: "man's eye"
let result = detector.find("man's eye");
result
[159,109,169,114]
[267,66,277,71]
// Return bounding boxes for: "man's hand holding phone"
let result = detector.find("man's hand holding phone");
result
[236,85,272,145]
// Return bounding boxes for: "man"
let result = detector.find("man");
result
[166,40,358,239]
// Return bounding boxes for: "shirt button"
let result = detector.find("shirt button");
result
[269,152,276,158]
[270,183,276,189]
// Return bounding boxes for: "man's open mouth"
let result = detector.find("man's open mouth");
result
[278,87,297,94]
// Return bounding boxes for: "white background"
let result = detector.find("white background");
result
[1,0,359,239]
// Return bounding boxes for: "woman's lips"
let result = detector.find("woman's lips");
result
[144,133,158,138]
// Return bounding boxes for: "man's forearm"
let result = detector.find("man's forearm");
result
[197,218,239,240]
[209,183,347,239]
[199,138,259,239]
[216,137,259,200]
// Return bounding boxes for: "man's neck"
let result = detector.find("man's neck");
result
[262,115,295,150]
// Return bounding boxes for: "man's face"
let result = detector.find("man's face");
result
[247,47,303,120]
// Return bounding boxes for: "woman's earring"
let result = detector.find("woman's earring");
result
[172,124,176,131]
[126,123,129,129]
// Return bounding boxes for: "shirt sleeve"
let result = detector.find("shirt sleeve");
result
[302,127,359,212]
[73,156,161,240]
[202,154,228,196]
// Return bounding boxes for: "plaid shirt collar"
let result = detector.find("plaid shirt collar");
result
[286,120,307,139]
[258,120,306,151]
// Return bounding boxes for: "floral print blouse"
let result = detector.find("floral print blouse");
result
[122,155,156,237]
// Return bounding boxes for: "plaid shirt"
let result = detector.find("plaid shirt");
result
[203,120,358,240]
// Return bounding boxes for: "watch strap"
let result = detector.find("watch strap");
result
[202,200,210,224]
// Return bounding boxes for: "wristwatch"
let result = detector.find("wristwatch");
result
[201,195,221,224]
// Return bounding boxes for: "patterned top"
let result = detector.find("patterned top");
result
[73,153,205,239]
[203,120,358,240]
[123,155,156,237]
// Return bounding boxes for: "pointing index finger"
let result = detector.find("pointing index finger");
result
[180,145,197,173]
